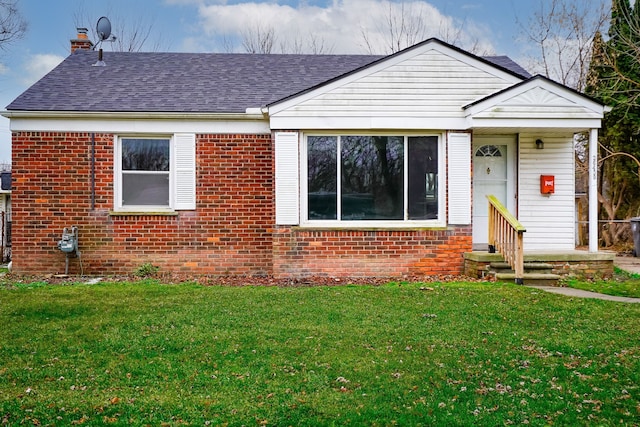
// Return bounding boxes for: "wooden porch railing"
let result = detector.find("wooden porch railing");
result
[487,195,526,284]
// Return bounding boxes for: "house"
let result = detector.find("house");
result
[2,30,614,279]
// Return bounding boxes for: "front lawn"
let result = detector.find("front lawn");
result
[563,267,640,298]
[1,280,638,426]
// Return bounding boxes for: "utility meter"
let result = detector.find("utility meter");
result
[58,226,78,254]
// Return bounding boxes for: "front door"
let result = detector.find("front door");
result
[472,136,516,249]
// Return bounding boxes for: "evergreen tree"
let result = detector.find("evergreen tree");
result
[585,31,609,98]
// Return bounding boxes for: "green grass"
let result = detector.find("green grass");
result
[563,267,640,298]
[1,281,639,426]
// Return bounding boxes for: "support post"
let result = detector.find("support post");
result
[589,128,598,252]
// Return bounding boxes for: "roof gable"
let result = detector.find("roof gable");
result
[464,75,607,121]
[267,39,528,130]
[268,38,527,114]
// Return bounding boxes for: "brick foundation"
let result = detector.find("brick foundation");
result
[273,227,472,278]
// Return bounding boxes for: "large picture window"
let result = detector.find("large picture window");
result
[306,135,440,223]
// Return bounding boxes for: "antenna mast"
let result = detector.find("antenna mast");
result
[93,16,115,67]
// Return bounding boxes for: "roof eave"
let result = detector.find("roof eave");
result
[1,110,267,121]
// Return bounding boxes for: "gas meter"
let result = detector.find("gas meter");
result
[58,226,79,254]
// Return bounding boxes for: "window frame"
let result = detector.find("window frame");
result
[114,134,176,212]
[301,131,446,228]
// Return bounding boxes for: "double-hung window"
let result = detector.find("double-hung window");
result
[114,134,196,212]
[305,134,441,225]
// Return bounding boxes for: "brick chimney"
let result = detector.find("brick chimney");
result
[71,27,93,53]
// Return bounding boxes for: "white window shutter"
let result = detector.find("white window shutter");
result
[173,133,196,210]
[448,132,471,225]
[275,132,299,225]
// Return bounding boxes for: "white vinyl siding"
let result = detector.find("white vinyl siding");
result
[173,133,196,210]
[447,132,472,225]
[271,49,516,124]
[518,134,575,250]
[275,132,300,225]
[471,87,603,120]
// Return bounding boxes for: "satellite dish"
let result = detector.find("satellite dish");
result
[96,16,111,41]
[93,16,112,66]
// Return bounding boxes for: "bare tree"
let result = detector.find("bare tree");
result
[518,0,609,246]
[360,1,428,54]
[220,35,237,54]
[359,1,486,55]
[0,0,26,50]
[241,23,276,54]
[235,22,334,54]
[582,1,640,248]
[110,16,163,52]
[278,33,334,55]
[74,8,168,52]
[518,0,608,91]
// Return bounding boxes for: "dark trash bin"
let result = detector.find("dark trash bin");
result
[0,172,10,191]
[631,217,640,256]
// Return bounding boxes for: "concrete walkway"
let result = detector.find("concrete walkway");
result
[526,285,640,303]
[525,255,640,303]
[613,255,640,275]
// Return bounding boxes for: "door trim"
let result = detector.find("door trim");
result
[472,135,517,249]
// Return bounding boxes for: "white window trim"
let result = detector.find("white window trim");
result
[300,132,446,228]
[114,134,195,213]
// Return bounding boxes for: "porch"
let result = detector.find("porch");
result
[463,250,615,285]
[465,195,615,285]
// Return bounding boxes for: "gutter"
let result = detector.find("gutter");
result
[1,110,268,121]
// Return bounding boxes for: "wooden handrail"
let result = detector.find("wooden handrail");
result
[487,195,526,284]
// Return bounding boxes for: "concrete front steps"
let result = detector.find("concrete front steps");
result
[487,261,561,286]
[464,251,615,285]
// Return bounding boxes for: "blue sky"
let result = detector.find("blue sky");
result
[0,0,581,163]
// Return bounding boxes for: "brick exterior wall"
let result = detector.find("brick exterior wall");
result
[12,130,472,278]
[273,227,472,278]
[11,132,273,276]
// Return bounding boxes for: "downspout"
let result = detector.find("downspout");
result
[91,132,95,210]
[589,128,598,252]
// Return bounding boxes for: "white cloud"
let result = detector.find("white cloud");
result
[20,54,65,87]
[0,63,8,75]
[189,0,497,55]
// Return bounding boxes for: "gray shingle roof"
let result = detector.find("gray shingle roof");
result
[6,47,530,114]
[483,55,530,79]
[8,51,383,113]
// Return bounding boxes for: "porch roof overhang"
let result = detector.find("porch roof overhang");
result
[463,75,609,133]
[465,121,604,135]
